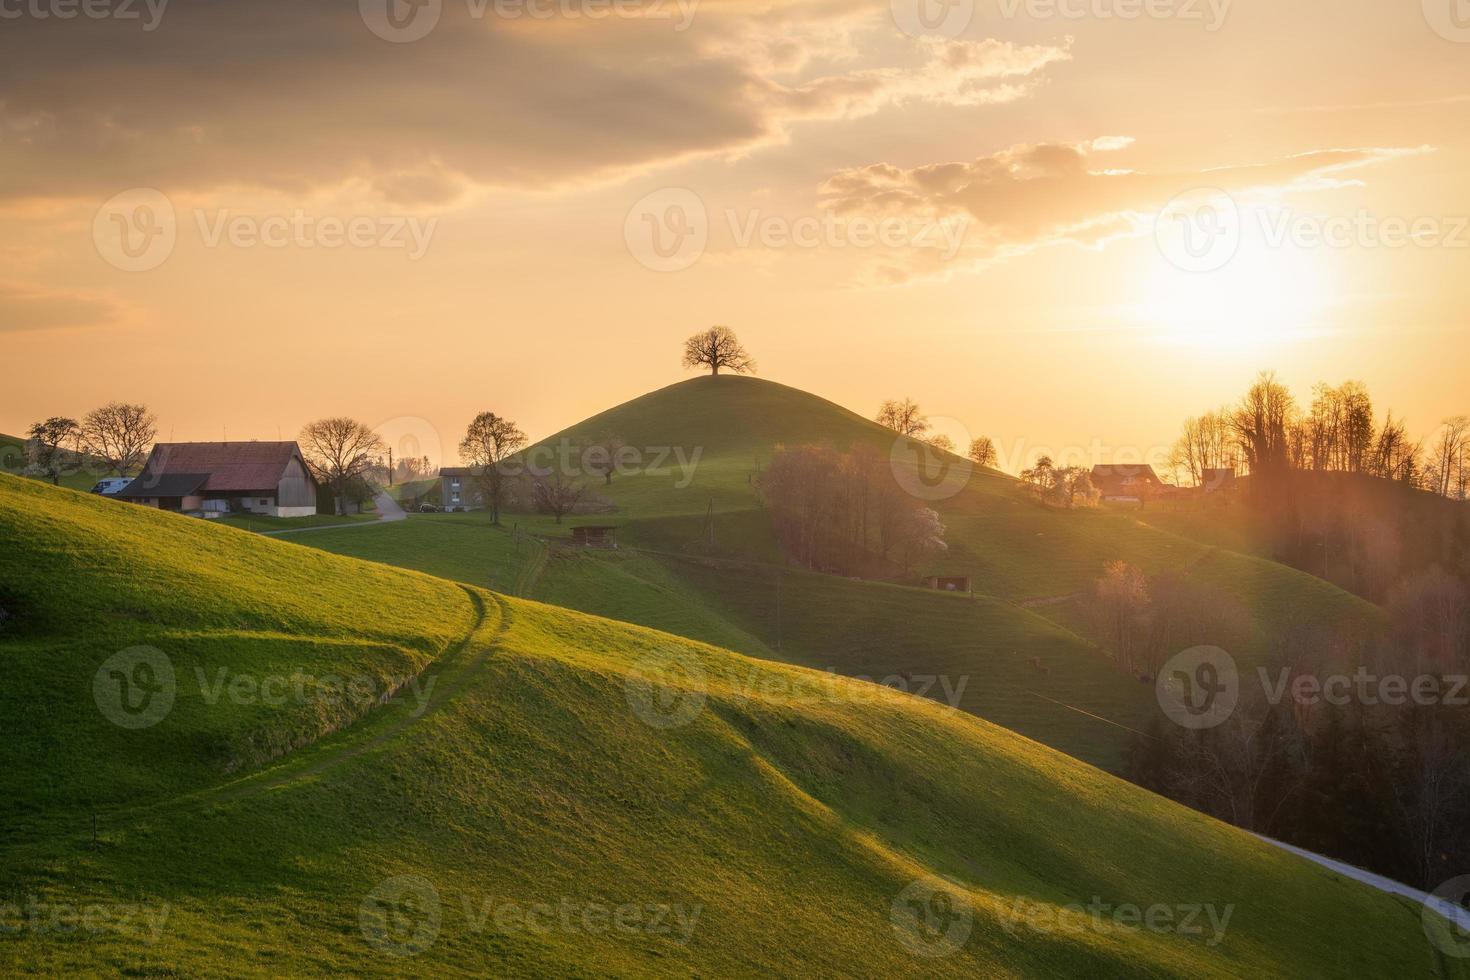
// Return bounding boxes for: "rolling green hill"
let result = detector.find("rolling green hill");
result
[288,377,1382,774]
[0,474,1460,976]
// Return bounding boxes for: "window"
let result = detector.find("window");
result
[259,498,269,506]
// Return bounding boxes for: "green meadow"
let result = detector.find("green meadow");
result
[0,472,1462,976]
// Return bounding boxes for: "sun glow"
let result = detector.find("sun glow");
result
[1139,233,1334,350]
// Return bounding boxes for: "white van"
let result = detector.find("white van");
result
[90,477,133,496]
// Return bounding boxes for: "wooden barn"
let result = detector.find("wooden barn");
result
[570,525,618,548]
[117,441,318,517]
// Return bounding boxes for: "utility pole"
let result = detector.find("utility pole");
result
[388,447,394,486]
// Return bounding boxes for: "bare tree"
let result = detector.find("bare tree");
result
[926,433,955,454]
[80,402,157,476]
[1019,455,1056,503]
[1230,372,1296,478]
[299,417,386,516]
[1170,409,1234,486]
[459,412,528,525]
[1087,560,1150,674]
[967,436,998,469]
[25,417,80,485]
[1428,416,1469,498]
[682,326,756,377]
[532,470,587,524]
[1052,465,1097,509]
[585,431,626,485]
[1371,412,1422,485]
[875,398,929,438]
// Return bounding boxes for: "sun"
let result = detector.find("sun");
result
[1139,221,1334,349]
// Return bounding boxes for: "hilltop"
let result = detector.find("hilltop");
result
[287,376,1383,771]
[0,474,1459,976]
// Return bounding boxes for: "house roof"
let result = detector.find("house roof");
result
[116,472,209,498]
[123,441,314,494]
[440,467,479,477]
[1090,464,1161,483]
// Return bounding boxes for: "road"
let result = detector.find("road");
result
[262,489,406,535]
[1255,833,1470,937]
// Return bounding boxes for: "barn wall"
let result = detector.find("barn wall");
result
[276,457,317,509]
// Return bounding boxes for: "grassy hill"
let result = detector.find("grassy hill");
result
[285,377,1381,773]
[0,475,475,822]
[0,474,1461,976]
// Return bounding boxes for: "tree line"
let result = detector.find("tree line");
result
[757,443,947,576]
[1172,371,1469,498]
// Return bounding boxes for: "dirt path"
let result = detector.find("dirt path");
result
[47,586,516,845]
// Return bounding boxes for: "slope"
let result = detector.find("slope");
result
[0,477,1459,977]
[0,473,475,821]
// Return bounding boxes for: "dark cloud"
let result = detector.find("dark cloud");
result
[819,140,1422,282]
[0,1,1068,205]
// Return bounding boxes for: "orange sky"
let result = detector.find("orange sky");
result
[2,0,1466,473]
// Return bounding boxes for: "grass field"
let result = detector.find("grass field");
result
[281,377,1385,772]
[215,511,380,532]
[299,512,546,595]
[0,474,474,821]
[1,473,1462,976]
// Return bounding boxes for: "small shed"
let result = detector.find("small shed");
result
[925,575,971,593]
[571,525,618,549]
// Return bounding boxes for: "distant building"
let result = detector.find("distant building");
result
[1201,467,1237,493]
[925,575,971,593]
[118,441,318,517]
[571,525,618,548]
[1090,464,1164,503]
[439,467,484,511]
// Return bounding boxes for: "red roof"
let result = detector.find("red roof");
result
[136,442,313,493]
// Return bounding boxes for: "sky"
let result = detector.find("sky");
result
[1,0,1467,474]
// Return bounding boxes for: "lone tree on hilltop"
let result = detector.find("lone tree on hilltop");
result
[683,326,755,377]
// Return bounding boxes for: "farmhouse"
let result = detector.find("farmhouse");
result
[439,466,484,511]
[1090,463,1164,503]
[118,441,318,517]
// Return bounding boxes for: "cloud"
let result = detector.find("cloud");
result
[0,281,125,332]
[818,140,1425,283]
[0,2,1068,208]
